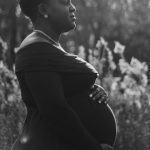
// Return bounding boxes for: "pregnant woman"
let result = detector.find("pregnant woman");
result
[11,0,117,149]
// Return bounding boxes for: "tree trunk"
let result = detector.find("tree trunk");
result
[6,5,16,70]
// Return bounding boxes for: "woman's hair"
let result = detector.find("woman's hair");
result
[19,0,47,22]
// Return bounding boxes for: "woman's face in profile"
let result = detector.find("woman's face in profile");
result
[46,0,76,33]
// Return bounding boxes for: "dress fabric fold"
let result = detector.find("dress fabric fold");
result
[15,32,98,77]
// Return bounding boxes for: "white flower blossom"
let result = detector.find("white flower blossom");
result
[8,94,14,102]
[110,62,117,70]
[135,100,142,109]
[93,49,99,56]
[96,40,102,49]
[0,61,4,69]
[96,37,108,49]
[141,74,148,87]
[114,41,125,54]
[78,45,86,59]
[100,37,108,46]
[89,34,95,47]
[111,77,121,91]
[119,59,130,74]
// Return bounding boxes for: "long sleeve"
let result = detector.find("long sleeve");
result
[24,71,102,150]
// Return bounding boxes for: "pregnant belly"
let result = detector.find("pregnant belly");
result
[67,91,117,146]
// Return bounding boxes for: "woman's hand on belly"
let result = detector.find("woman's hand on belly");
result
[89,84,109,104]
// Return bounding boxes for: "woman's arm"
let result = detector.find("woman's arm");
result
[24,71,102,150]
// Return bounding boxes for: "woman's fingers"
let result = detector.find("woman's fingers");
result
[90,84,103,96]
[100,95,109,104]
[90,84,109,104]
[91,86,100,96]
[94,92,109,104]
[92,91,102,101]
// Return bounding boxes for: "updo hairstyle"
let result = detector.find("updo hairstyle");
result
[19,0,47,22]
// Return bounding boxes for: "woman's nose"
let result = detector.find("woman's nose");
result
[69,3,76,12]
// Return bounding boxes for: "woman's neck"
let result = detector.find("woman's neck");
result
[34,22,60,43]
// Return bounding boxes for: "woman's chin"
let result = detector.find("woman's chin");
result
[63,23,76,33]
[71,22,76,29]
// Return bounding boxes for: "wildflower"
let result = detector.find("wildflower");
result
[88,54,94,64]
[67,40,75,53]
[114,41,125,54]
[7,94,14,102]
[0,37,8,51]
[130,57,142,69]
[141,74,148,87]
[110,61,117,70]
[77,25,83,31]
[88,49,93,54]
[96,37,108,48]
[89,34,95,47]
[100,37,108,47]
[107,50,113,61]
[119,59,130,74]
[130,57,148,74]
[96,40,101,49]
[111,77,121,91]
[123,75,136,87]
[78,45,86,59]
[93,49,99,56]
[135,101,142,109]
[0,61,4,69]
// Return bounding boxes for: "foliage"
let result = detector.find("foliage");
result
[0,39,26,150]
[0,35,150,150]
[77,37,150,150]
[1,0,150,68]
[63,0,150,64]
[0,0,150,149]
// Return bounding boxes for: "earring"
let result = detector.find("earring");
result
[44,14,48,18]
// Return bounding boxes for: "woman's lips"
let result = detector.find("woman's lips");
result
[70,15,76,21]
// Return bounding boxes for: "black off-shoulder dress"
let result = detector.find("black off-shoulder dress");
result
[11,32,116,150]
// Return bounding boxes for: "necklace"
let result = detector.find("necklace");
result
[34,29,60,47]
